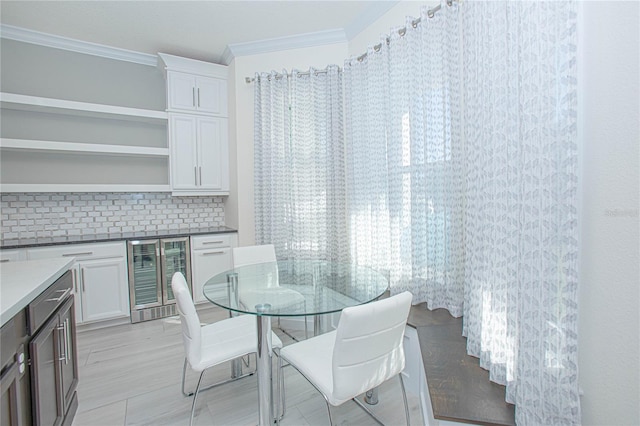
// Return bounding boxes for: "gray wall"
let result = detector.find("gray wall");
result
[1,39,228,239]
[0,38,165,109]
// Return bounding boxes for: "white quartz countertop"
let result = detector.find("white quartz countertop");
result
[1,258,74,327]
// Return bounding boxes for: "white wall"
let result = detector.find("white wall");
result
[226,43,348,246]
[578,2,640,424]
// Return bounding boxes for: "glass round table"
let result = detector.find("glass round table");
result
[203,259,389,425]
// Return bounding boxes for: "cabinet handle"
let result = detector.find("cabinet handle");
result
[199,166,202,185]
[202,241,224,245]
[62,252,93,257]
[192,87,196,107]
[203,251,225,256]
[194,166,198,185]
[46,288,72,302]
[72,268,78,293]
[81,268,86,293]
[0,259,9,263]
[65,318,70,364]
[197,88,201,107]
[57,323,66,362]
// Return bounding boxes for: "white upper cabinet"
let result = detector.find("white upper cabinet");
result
[169,114,228,193]
[158,53,230,196]
[167,72,227,116]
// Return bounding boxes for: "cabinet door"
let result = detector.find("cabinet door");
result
[80,258,129,323]
[29,314,63,426]
[196,76,227,116]
[1,361,21,426]
[197,117,228,192]
[191,247,232,304]
[167,71,196,111]
[57,299,78,414]
[169,114,198,191]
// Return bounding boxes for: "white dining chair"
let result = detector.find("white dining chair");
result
[278,291,413,425]
[171,272,283,426]
[232,244,308,339]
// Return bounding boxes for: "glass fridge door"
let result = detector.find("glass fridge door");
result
[161,237,192,304]
[128,240,162,309]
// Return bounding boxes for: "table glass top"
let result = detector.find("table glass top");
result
[203,259,389,317]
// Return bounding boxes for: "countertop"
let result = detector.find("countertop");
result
[0,257,74,327]
[0,226,237,250]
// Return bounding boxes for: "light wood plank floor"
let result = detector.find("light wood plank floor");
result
[71,305,423,425]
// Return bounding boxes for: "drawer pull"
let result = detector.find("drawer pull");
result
[46,288,72,303]
[203,251,225,256]
[62,252,93,257]
[202,241,224,245]
[0,259,9,263]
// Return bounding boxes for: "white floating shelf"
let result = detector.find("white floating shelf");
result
[0,92,168,123]
[0,138,169,157]
[0,184,171,193]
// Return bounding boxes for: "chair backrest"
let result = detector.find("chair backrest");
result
[171,272,202,367]
[332,291,413,402]
[232,244,279,290]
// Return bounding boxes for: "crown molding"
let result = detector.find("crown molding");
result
[223,28,347,64]
[0,24,158,67]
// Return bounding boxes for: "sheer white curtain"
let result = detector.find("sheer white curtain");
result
[254,66,348,261]
[462,1,580,424]
[344,0,580,423]
[344,3,464,314]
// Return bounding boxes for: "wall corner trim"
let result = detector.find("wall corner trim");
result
[0,24,158,67]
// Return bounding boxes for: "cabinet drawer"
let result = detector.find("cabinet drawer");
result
[27,242,125,261]
[191,234,234,250]
[27,270,73,335]
[0,250,26,263]
[1,317,17,370]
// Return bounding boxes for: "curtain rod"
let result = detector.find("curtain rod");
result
[245,0,453,84]
[354,0,453,64]
[245,67,339,84]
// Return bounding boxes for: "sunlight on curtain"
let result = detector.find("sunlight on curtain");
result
[344,3,464,315]
[462,1,580,424]
[344,0,580,423]
[254,66,348,262]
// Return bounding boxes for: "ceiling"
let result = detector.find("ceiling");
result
[0,1,398,64]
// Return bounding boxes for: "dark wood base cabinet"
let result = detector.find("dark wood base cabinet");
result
[1,269,78,426]
[1,311,31,425]
[30,294,78,426]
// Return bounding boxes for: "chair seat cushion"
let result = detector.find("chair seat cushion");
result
[280,330,350,406]
[192,314,283,371]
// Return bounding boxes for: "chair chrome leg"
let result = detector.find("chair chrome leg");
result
[325,401,334,426]
[182,357,255,397]
[190,370,205,426]
[399,373,411,426]
[182,358,194,397]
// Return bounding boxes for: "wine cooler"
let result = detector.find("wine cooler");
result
[127,237,192,323]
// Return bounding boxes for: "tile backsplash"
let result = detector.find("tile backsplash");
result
[0,193,225,241]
